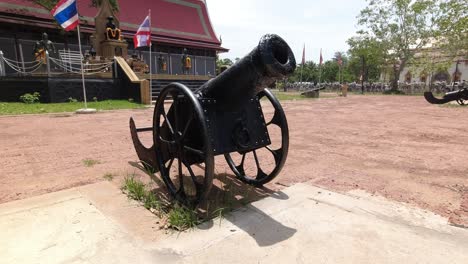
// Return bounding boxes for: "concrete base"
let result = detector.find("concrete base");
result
[1,182,467,264]
[75,108,97,114]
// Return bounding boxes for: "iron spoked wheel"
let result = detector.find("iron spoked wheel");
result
[456,99,466,106]
[153,83,214,207]
[224,88,289,186]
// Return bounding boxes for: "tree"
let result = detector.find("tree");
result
[435,0,467,56]
[288,61,319,83]
[357,0,439,91]
[321,61,339,82]
[347,36,385,83]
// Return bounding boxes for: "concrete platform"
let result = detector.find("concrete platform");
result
[1,182,467,264]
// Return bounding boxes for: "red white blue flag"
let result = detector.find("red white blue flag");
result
[134,15,151,48]
[51,0,79,31]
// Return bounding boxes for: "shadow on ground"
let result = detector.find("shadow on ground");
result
[129,161,296,246]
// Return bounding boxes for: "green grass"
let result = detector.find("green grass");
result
[167,204,200,230]
[103,173,116,181]
[122,176,147,201]
[82,159,101,167]
[0,100,145,115]
[121,175,201,231]
[270,91,338,101]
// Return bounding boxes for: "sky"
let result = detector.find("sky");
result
[206,0,368,63]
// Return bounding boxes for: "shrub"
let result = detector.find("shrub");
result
[68,97,78,103]
[19,92,40,104]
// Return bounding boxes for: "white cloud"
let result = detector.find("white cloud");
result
[206,0,367,63]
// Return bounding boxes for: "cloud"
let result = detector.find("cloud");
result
[207,0,366,62]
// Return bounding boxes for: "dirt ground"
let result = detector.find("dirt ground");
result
[0,94,467,227]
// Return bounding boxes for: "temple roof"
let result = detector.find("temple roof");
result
[0,0,226,51]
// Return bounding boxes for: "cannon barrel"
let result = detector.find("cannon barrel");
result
[197,34,296,109]
[424,88,468,104]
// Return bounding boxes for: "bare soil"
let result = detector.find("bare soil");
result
[0,95,467,226]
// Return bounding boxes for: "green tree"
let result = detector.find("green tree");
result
[347,36,385,83]
[321,61,339,82]
[435,0,467,56]
[289,61,319,83]
[357,0,439,90]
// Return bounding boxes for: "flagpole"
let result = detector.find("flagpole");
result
[300,64,303,83]
[318,48,322,85]
[149,9,152,104]
[76,25,88,109]
[300,44,304,83]
[319,66,322,84]
[338,65,341,84]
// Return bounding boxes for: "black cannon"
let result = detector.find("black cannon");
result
[424,88,468,105]
[129,34,296,205]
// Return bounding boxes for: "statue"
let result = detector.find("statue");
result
[105,16,122,41]
[158,54,167,73]
[33,33,56,63]
[181,48,191,74]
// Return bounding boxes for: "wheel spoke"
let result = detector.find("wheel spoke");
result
[161,109,175,135]
[178,158,184,193]
[173,96,180,133]
[184,162,202,195]
[266,110,281,126]
[160,138,176,145]
[235,153,247,175]
[253,150,260,170]
[165,157,175,172]
[180,114,194,140]
[266,146,283,165]
[253,150,267,180]
[183,146,204,157]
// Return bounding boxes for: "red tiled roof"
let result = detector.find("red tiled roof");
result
[0,0,226,50]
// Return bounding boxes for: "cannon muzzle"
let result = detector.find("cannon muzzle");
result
[424,89,468,104]
[197,34,296,109]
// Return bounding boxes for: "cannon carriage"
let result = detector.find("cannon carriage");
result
[130,34,296,206]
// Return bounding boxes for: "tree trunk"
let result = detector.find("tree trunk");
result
[391,59,406,91]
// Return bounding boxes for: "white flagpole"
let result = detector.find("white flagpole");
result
[149,9,152,103]
[76,25,88,109]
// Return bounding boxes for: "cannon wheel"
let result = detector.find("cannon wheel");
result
[456,99,466,106]
[224,89,289,186]
[153,83,214,206]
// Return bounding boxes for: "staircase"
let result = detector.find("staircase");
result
[150,79,208,102]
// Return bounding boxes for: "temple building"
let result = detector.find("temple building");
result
[0,0,227,77]
[379,46,468,86]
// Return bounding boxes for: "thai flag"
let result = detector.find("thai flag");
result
[134,16,151,48]
[51,0,79,31]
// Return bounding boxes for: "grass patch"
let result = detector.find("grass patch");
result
[122,176,146,201]
[103,173,116,181]
[121,175,201,231]
[270,91,337,101]
[168,204,200,231]
[82,159,101,167]
[120,171,274,232]
[0,100,145,115]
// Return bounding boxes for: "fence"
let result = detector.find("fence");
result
[283,81,464,95]
[131,50,216,76]
[0,49,114,77]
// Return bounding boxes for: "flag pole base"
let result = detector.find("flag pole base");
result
[75,108,97,114]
